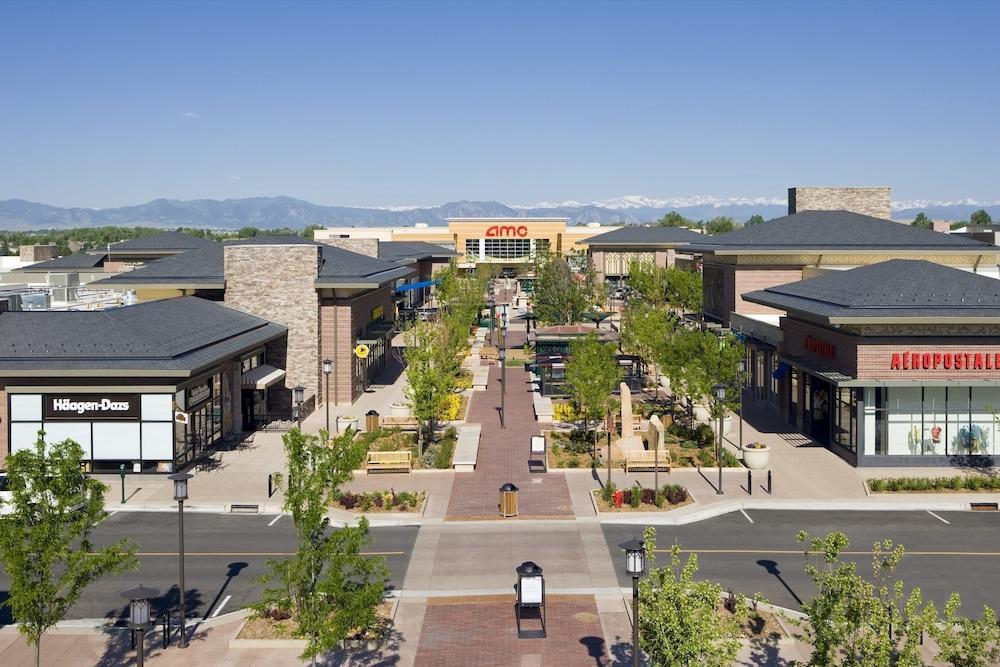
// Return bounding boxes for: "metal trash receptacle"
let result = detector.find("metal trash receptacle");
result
[365,410,380,432]
[499,482,519,517]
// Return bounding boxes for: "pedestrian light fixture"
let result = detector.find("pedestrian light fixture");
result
[619,538,645,667]
[293,385,305,406]
[322,359,333,376]
[515,561,546,638]
[713,383,727,402]
[170,471,191,502]
[168,472,192,648]
[293,385,305,429]
[712,383,727,496]
[121,585,159,667]
[322,359,333,432]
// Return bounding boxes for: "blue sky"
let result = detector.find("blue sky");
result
[1,0,998,209]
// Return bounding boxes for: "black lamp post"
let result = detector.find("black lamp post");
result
[737,359,746,453]
[122,585,159,667]
[322,359,333,433]
[488,296,496,346]
[499,345,506,429]
[713,383,726,495]
[293,385,305,430]
[619,538,646,667]
[168,472,191,648]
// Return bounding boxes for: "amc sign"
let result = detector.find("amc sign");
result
[485,224,529,238]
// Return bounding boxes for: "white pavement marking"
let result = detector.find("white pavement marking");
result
[739,509,754,524]
[927,510,950,524]
[267,514,282,527]
[210,595,231,618]
[107,511,117,518]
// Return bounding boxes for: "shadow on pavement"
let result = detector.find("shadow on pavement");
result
[317,622,403,666]
[607,636,638,666]
[95,584,206,667]
[756,559,802,607]
[579,635,610,666]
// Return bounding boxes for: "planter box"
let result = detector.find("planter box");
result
[742,445,771,470]
[337,417,360,432]
[230,599,398,650]
[388,403,411,418]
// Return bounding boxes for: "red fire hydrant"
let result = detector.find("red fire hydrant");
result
[612,490,624,508]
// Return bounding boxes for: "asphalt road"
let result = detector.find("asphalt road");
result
[0,512,418,624]
[603,509,1000,612]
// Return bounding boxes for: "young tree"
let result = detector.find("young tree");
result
[675,330,744,418]
[621,302,676,396]
[911,212,933,229]
[0,436,138,667]
[796,531,935,667]
[257,428,388,666]
[532,253,602,325]
[931,594,1000,667]
[656,211,695,228]
[704,216,736,235]
[403,320,454,453]
[744,214,765,226]
[638,526,747,666]
[970,209,993,226]
[565,333,622,455]
[664,266,702,314]
[626,259,669,306]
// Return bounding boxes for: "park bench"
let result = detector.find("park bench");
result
[453,424,482,472]
[472,368,490,390]
[365,450,412,474]
[624,450,671,475]
[533,394,553,422]
[379,416,420,431]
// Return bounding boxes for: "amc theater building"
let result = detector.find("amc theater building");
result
[743,260,1000,467]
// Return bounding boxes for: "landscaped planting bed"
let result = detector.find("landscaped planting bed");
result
[238,599,394,642]
[356,426,457,469]
[867,475,1000,493]
[592,482,692,512]
[332,489,426,513]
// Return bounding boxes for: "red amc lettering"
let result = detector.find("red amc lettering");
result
[485,225,529,238]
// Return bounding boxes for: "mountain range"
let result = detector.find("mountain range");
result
[0,196,997,231]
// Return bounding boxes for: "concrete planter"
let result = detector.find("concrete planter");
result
[337,416,359,432]
[658,375,671,392]
[742,444,771,470]
[692,403,712,422]
[389,403,411,417]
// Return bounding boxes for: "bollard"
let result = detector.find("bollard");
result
[767,470,773,494]
[120,463,127,504]
[267,473,273,499]
[163,612,170,648]
[747,470,752,495]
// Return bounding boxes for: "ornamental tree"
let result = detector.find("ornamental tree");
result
[930,593,1000,667]
[565,332,622,455]
[257,428,388,666]
[532,252,603,325]
[0,435,138,667]
[638,526,747,666]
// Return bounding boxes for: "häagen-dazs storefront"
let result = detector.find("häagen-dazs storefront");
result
[743,259,1000,466]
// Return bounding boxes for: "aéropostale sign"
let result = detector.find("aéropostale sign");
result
[42,394,140,420]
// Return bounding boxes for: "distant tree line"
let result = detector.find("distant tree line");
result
[0,225,323,256]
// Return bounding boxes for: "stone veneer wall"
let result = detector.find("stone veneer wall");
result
[320,238,379,258]
[788,187,892,220]
[224,244,320,401]
[19,245,58,263]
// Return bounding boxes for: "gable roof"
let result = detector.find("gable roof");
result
[377,241,457,264]
[16,253,108,272]
[682,210,994,254]
[0,296,286,375]
[109,231,219,254]
[743,259,1000,323]
[91,236,413,290]
[579,225,705,246]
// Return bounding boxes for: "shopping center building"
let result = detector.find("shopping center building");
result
[316,218,620,270]
[742,260,1000,466]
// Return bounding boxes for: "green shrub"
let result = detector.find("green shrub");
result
[697,449,715,467]
[434,433,456,469]
[601,481,616,504]
[566,454,580,468]
[553,402,580,422]
[868,479,886,492]
[681,440,699,450]
[629,484,643,508]
[654,491,666,508]
[721,450,741,467]
[662,484,689,504]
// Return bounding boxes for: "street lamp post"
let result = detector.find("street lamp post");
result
[619,538,646,667]
[322,359,333,433]
[737,359,746,453]
[499,345,506,429]
[168,472,192,648]
[122,585,159,667]
[713,383,726,495]
[488,296,496,346]
[293,385,305,430]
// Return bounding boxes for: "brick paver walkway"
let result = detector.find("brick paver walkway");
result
[446,364,573,519]
[413,595,610,667]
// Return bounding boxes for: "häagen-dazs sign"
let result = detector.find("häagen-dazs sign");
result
[43,394,140,420]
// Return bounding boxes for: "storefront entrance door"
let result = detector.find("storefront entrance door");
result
[242,389,256,430]
[807,376,833,445]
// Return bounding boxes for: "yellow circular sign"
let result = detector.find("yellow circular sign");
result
[354,344,370,359]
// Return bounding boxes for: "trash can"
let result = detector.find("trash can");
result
[365,410,380,432]
[499,482,519,517]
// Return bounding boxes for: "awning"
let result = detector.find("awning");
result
[395,279,437,294]
[772,362,791,380]
[241,364,286,390]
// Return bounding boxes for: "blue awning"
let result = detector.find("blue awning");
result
[395,280,437,294]
[772,361,791,380]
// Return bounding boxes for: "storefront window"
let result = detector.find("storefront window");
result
[886,387,922,456]
[873,386,1000,457]
[970,387,1000,456]
[768,355,779,405]
[922,387,946,455]
[946,387,970,456]
[833,387,856,454]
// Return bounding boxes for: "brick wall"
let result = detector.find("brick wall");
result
[0,384,6,469]
[319,286,394,405]
[733,267,804,317]
[788,187,892,219]
[320,238,379,258]
[781,319,860,376]
[224,244,320,401]
[857,342,1000,380]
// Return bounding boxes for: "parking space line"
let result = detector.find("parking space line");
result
[267,514,282,527]
[739,509,754,524]
[210,594,231,618]
[927,510,950,524]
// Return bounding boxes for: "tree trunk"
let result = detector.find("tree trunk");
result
[35,635,40,667]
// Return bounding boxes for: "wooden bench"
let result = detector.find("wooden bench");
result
[366,450,412,473]
[624,450,672,475]
[378,416,420,431]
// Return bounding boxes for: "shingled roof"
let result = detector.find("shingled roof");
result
[0,296,286,375]
[92,236,413,289]
[579,225,705,246]
[16,253,108,272]
[377,241,457,264]
[743,259,1000,322]
[109,231,219,253]
[682,210,993,253]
